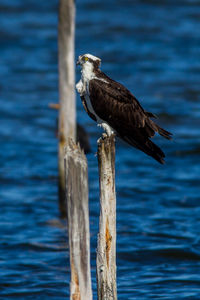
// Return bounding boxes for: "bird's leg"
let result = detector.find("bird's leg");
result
[101,123,114,137]
[98,122,114,140]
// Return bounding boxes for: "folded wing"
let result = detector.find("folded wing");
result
[89,77,172,164]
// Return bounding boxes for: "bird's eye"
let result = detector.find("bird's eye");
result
[84,57,88,62]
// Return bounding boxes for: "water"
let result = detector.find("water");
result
[1,0,200,298]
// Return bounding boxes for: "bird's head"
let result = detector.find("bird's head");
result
[76,54,101,70]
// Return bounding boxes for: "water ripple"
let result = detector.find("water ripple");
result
[1,0,200,299]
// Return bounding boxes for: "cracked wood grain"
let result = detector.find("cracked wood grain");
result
[65,139,92,300]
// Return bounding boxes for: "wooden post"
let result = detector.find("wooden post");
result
[58,0,76,217]
[96,134,117,300]
[65,139,93,300]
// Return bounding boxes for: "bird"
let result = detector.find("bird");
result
[76,53,172,164]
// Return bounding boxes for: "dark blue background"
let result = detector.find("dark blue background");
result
[1,0,200,299]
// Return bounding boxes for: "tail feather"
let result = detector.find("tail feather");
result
[146,139,165,164]
[157,125,172,140]
[145,111,158,119]
[123,135,165,164]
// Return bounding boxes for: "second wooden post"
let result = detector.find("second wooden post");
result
[65,139,93,300]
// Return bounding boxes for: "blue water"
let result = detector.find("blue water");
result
[1,0,200,299]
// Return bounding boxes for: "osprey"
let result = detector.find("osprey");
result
[76,53,172,164]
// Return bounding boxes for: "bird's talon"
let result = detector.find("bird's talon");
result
[102,133,108,139]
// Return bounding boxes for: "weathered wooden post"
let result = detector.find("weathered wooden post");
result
[58,0,76,217]
[65,139,93,300]
[96,134,117,300]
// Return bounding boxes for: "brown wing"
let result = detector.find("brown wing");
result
[89,78,172,164]
[80,95,97,121]
[89,78,157,137]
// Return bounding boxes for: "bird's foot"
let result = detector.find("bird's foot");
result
[97,133,108,144]
[102,133,108,139]
[98,122,114,137]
